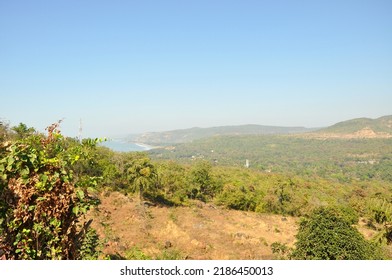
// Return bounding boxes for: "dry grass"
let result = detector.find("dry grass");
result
[88,192,299,260]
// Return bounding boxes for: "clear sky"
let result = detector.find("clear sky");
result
[1,0,391,138]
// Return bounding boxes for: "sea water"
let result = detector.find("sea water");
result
[100,140,150,152]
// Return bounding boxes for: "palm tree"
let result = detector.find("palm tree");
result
[126,156,157,202]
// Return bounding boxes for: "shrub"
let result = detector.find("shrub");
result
[367,198,392,245]
[271,242,291,260]
[291,207,382,260]
[0,122,100,259]
[187,160,221,202]
[216,184,261,211]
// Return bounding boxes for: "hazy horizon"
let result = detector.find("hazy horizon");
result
[1,113,391,140]
[1,0,391,138]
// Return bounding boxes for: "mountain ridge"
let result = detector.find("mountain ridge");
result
[128,115,392,144]
[129,124,316,144]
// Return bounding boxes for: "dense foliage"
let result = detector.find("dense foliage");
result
[292,208,382,260]
[0,123,100,259]
[367,198,392,245]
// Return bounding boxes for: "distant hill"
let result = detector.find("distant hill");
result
[312,115,392,138]
[129,115,392,144]
[130,124,316,144]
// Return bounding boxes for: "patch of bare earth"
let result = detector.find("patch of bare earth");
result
[304,127,392,140]
[87,192,298,260]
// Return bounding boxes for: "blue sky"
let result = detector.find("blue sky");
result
[1,0,391,138]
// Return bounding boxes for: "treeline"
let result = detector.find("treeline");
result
[149,135,392,183]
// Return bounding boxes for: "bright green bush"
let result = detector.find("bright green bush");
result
[292,207,382,260]
[216,184,261,211]
[156,161,188,205]
[187,160,220,202]
[367,198,392,245]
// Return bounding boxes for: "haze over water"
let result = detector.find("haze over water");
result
[100,140,149,152]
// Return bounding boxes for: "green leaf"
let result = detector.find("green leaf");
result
[72,206,79,215]
[50,218,61,227]
[33,223,43,232]
[8,156,15,166]
[80,206,88,214]
[41,174,48,185]
[76,189,85,200]
[20,167,30,177]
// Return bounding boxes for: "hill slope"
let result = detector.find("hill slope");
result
[88,192,383,260]
[89,192,299,260]
[313,115,392,138]
[130,125,315,144]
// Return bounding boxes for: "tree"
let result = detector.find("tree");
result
[291,207,382,260]
[0,122,100,260]
[12,123,36,140]
[368,198,392,245]
[126,154,158,201]
[156,161,187,205]
[188,160,216,201]
[0,120,8,143]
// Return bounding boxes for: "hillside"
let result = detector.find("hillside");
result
[130,125,315,144]
[88,191,386,260]
[311,115,392,138]
[88,192,299,260]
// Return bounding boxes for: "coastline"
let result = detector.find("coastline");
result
[100,139,162,152]
[133,142,161,151]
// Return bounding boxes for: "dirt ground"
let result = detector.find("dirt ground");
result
[87,191,299,260]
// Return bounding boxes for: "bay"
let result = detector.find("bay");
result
[99,140,150,152]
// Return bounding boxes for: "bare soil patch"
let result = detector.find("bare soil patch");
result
[88,192,299,260]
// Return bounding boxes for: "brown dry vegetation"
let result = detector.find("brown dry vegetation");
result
[88,192,299,260]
